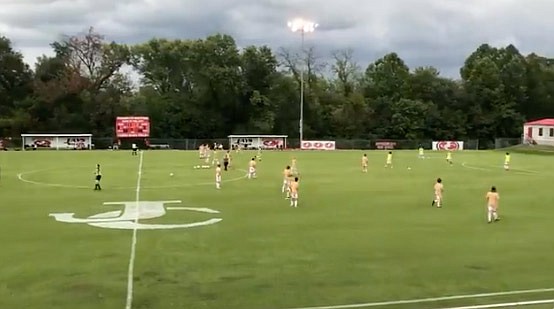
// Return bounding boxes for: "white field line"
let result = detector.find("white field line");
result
[279,288,554,309]
[438,298,554,309]
[460,163,541,175]
[125,151,144,309]
[16,168,248,190]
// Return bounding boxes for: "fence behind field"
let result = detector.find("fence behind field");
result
[1,137,520,151]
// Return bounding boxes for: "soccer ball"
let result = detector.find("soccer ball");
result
[170,173,174,177]
[407,167,412,170]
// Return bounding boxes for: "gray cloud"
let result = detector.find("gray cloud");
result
[1,0,554,78]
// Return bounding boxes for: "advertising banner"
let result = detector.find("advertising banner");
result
[301,141,336,150]
[432,141,464,151]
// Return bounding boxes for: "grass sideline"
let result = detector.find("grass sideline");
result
[500,144,554,155]
[1,149,553,309]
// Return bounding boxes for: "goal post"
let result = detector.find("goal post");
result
[228,135,287,150]
[21,134,93,150]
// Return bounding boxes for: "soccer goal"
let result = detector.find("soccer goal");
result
[228,135,287,150]
[21,134,93,150]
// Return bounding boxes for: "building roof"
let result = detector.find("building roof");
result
[524,118,554,126]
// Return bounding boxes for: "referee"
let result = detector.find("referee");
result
[94,164,102,190]
[223,151,230,171]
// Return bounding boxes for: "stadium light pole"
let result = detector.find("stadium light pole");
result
[287,18,318,143]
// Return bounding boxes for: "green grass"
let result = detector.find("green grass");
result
[1,149,553,309]
[502,144,554,155]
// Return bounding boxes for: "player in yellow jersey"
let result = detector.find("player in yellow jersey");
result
[385,151,393,168]
[432,178,443,208]
[282,165,293,198]
[446,151,453,165]
[362,154,368,172]
[291,157,298,175]
[289,177,299,207]
[215,164,222,189]
[248,157,257,179]
[504,152,510,171]
[418,146,425,159]
[486,186,500,223]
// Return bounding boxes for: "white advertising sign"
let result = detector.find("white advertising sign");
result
[432,141,464,151]
[230,137,285,149]
[24,136,91,150]
[301,140,336,150]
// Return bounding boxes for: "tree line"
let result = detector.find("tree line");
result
[1,27,553,142]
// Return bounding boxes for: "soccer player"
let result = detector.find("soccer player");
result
[282,165,293,197]
[432,178,443,208]
[385,151,393,168]
[291,157,298,175]
[223,151,230,171]
[362,154,368,172]
[248,157,257,179]
[204,145,211,164]
[289,177,299,207]
[215,164,222,189]
[486,186,500,223]
[446,151,453,165]
[131,143,138,156]
[212,147,219,166]
[257,147,262,161]
[94,164,102,191]
[504,152,511,171]
[418,146,425,159]
[199,144,205,159]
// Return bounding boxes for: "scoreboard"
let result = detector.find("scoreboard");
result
[115,116,150,138]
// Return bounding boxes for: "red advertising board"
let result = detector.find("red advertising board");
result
[116,117,150,138]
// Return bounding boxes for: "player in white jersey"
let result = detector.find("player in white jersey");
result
[204,146,211,164]
[248,158,257,179]
[131,143,138,156]
[215,164,222,189]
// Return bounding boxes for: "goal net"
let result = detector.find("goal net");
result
[21,134,93,150]
[228,135,287,150]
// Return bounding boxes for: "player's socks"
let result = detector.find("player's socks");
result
[432,200,435,206]
[487,211,492,223]
[493,212,499,221]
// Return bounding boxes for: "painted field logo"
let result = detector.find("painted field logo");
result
[49,200,222,230]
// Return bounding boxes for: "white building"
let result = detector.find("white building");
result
[523,118,554,146]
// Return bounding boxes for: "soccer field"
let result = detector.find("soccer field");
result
[1,149,553,309]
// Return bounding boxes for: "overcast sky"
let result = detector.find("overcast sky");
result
[1,0,554,78]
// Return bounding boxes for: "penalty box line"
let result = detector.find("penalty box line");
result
[125,150,144,309]
[279,287,554,309]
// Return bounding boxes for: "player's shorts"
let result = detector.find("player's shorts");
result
[249,167,255,174]
[291,192,298,199]
[386,160,392,165]
[435,194,441,201]
[362,164,368,168]
[488,205,496,212]
[216,175,221,182]
[283,179,290,186]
